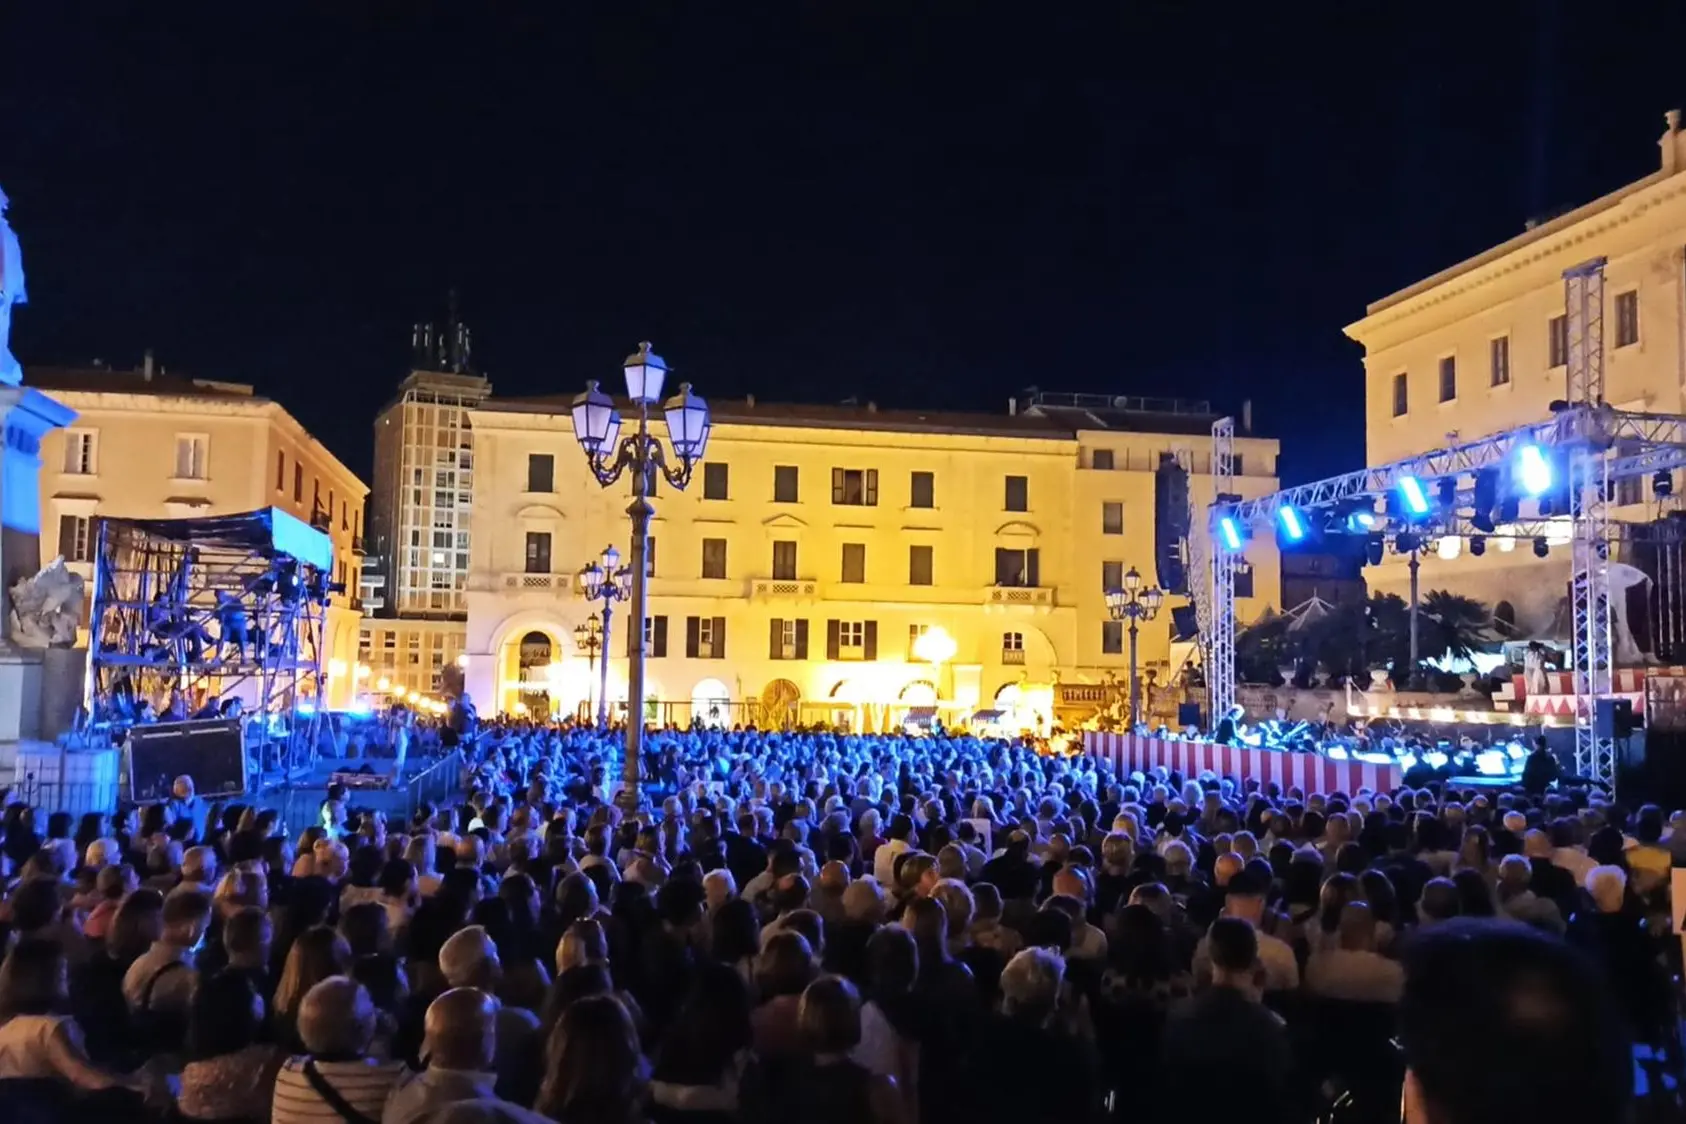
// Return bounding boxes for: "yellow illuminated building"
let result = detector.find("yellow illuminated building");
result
[27,363,368,710]
[1347,112,1686,635]
[462,390,1280,729]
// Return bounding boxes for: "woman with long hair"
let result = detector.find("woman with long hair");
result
[0,939,156,1100]
[648,963,756,1124]
[765,975,904,1124]
[178,969,285,1121]
[535,994,647,1124]
[272,925,351,1051]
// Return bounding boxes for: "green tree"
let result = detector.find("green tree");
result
[1418,589,1493,663]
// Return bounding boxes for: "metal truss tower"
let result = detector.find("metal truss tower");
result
[1207,417,1236,724]
[1565,257,1615,782]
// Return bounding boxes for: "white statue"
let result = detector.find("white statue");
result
[8,557,84,648]
[0,185,26,387]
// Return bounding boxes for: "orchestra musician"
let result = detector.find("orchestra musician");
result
[1213,704,1245,745]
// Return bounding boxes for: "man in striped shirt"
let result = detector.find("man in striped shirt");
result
[272,976,405,1124]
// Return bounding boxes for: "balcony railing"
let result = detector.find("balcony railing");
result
[352,534,366,554]
[984,585,1054,608]
[749,578,820,600]
[1001,648,1026,665]
[503,572,572,594]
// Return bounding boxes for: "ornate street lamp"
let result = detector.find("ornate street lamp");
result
[1106,566,1165,728]
[572,343,711,811]
[572,614,605,724]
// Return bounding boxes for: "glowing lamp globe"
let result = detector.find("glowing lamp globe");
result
[1105,588,1127,614]
[1143,586,1164,614]
[1124,566,1143,593]
[579,562,605,598]
[912,625,958,665]
[662,382,711,462]
[622,341,669,404]
[571,382,620,454]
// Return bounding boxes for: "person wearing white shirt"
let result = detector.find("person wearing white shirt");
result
[1304,902,1403,1004]
[1192,870,1300,993]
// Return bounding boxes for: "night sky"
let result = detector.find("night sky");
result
[5,2,1684,485]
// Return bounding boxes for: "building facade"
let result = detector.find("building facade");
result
[1346,112,1686,635]
[28,363,368,709]
[462,391,1281,730]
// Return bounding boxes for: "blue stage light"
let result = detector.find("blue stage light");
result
[1346,509,1377,533]
[1219,516,1244,551]
[1277,506,1306,542]
[1517,443,1552,496]
[1398,476,1431,517]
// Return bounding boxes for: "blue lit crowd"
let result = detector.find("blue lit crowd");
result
[0,716,1674,1123]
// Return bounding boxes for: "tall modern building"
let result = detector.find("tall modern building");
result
[360,320,490,697]
[1346,110,1686,635]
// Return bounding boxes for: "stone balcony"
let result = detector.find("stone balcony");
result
[480,571,574,596]
[748,577,820,601]
[983,585,1054,611]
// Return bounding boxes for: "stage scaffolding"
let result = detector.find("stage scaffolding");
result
[85,508,333,772]
[1202,258,1686,786]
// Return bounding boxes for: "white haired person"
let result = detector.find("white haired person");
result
[439,925,540,1096]
[1568,864,1672,1043]
[960,947,1099,1122]
[270,977,403,1124]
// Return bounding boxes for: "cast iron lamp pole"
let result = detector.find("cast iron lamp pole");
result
[572,605,608,725]
[571,342,711,813]
[1106,566,1165,728]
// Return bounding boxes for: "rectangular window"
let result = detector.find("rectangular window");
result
[1002,630,1026,664]
[174,434,209,480]
[524,531,552,574]
[1091,448,1115,470]
[703,462,730,500]
[57,514,93,563]
[1615,290,1640,348]
[910,471,934,509]
[1438,356,1457,402]
[909,544,933,586]
[831,468,879,506]
[826,619,878,661]
[908,623,930,659]
[1549,314,1568,368]
[275,450,286,491]
[686,616,727,660]
[63,431,97,476]
[772,540,797,580]
[773,465,799,503]
[1102,620,1124,655]
[1392,372,1409,417]
[994,547,1040,587]
[841,543,866,583]
[1004,475,1029,512]
[1490,336,1511,387]
[1102,560,1124,590]
[526,453,554,493]
[633,616,668,658]
[1102,502,1124,535]
[701,537,728,579]
[769,618,809,660]
[294,463,304,502]
[644,536,656,578]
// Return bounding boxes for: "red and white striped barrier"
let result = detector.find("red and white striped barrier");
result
[1084,732,1403,794]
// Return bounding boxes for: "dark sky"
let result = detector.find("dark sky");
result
[5,2,1683,485]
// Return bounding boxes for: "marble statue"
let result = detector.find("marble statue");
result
[0,185,26,386]
[9,557,84,648]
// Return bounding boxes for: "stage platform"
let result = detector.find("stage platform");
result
[253,750,463,836]
[1085,732,1404,793]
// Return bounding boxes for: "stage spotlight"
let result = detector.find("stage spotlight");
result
[1276,505,1306,543]
[1498,497,1520,523]
[1437,477,1458,510]
[1398,476,1431,517]
[1436,536,1461,560]
[1533,536,1550,558]
[1472,468,1498,532]
[1365,535,1384,566]
[1345,508,1377,533]
[1655,470,1674,498]
[1395,531,1420,553]
[1218,515,1245,551]
[1469,535,1486,556]
[1517,444,1553,496]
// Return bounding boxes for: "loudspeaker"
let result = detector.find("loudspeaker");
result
[1170,604,1199,641]
[1177,702,1202,728]
[1155,454,1191,594]
[1594,698,1637,740]
[127,719,247,803]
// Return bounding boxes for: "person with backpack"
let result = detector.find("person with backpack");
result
[120,888,210,1056]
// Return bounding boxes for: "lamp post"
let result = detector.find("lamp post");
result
[571,342,711,813]
[1106,566,1165,728]
[572,615,605,724]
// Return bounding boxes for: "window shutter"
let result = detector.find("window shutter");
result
[58,515,77,559]
[795,619,809,659]
[712,617,726,659]
[831,467,845,504]
[653,616,668,658]
[863,620,878,661]
[626,620,639,658]
[865,469,878,506]
[826,619,841,660]
[770,618,784,659]
[685,616,700,659]
[1027,549,1040,587]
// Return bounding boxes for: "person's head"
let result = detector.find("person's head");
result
[440,924,502,989]
[999,946,1064,1026]
[1419,877,1461,925]
[1205,916,1259,991]
[276,925,353,1017]
[110,887,166,957]
[0,939,67,1018]
[901,895,949,954]
[536,994,645,1124]
[297,976,377,1058]
[1221,868,1268,925]
[841,876,887,925]
[1400,920,1630,1124]
[8,877,61,935]
[1336,900,1378,952]
[223,905,272,968]
[163,888,212,949]
[424,986,498,1073]
[708,899,760,966]
[187,968,265,1062]
[1586,865,1627,914]
[754,930,816,999]
[380,858,418,900]
[651,962,753,1086]
[798,975,862,1056]
[181,845,218,886]
[701,868,736,912]
[931,879,974,939]
[339,900,390,957]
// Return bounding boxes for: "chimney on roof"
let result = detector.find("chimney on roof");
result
[1008,398,1017,416]
[867,401,877,414]
[745,393,755,408]
[1662,109,1684,175]
[1241,399,1253,434]
[142,349,156,381]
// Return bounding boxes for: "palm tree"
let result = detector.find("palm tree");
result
[1418,590,1494,664]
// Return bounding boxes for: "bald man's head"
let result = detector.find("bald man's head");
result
[818,861,850,893]
[1213,852,1245,887]
[425,987,498,1072]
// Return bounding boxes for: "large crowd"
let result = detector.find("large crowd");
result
[0,718,1675,1124]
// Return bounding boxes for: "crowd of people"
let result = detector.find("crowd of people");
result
[0,718,1675,1123]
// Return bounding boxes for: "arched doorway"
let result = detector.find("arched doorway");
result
[899,679,938,706]
[691,678,731,727]
[760,679,800,729]
[517,630,554,716]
